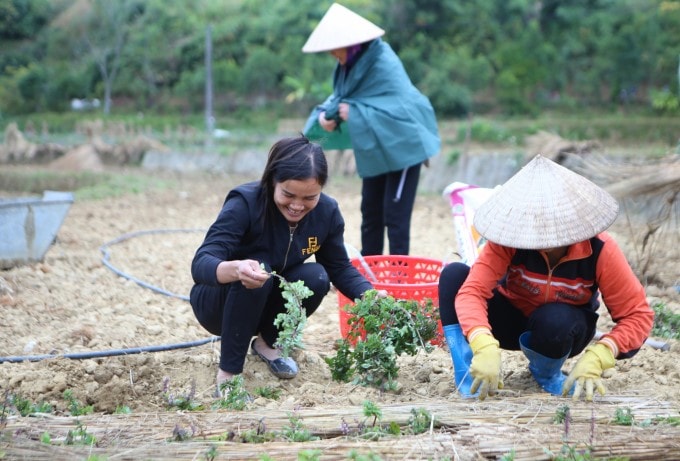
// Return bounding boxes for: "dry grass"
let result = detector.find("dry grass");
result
[3,395,680,460]
[570,153,680,284]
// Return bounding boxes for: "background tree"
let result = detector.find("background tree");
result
[69,0,144,114]
[0,0,678,118]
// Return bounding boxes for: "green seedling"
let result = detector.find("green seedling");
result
[612,407,634,426]
[254,386,281,400]
[651,301,680,340]
[40,432,52,444]
[545,443,595,461]
[408,407,433,435]
[7,393,53,416]
[348,450,384,461]
[63,389,94,416]
[553,404,571,424]
[203,444,218,461]
[352,401,399,440]
[66,419,97,446]
[162,377,203,411]
[362,400,382,427]
[500,450,516,461]
[280,411,318,442]
[114,405,132,414]
[237,419,275,443]
[298,450,322,461]
[212,375,251,411]
[326,338,354,382]
[652,415,680,426]
[171,423,195,442]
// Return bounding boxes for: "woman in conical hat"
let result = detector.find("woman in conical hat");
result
[302,3,440,256]
[438,155,654,401]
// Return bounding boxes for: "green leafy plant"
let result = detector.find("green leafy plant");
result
[280,411,319,442]
[612,407,634,426]
[162,377,204,411]
[357,401,392,440]
[651,415,680,426]
[338,401,401,440]
[254,386,281,400]
[6,393,53,417]
[348,450,384,460]
[297,450,322,461]
[40,432,51,444]
[217,419,273,443]
[326,338,355,382]
[352,334,399,390]
[651,301,680,340]
[84,455,108,461]
[203,444,218,461]
[114,405,131,414]
[66,420,97,446]
[63,390,94,416]
[266,269,313,358]
[407,408,433,435]
[553,404,571,424]
[212,375,251,411]
[500,450,516,461]
[325,290,439,389]
[238,419,275,443]
[545,443,595,461]
[171,423,196,442]
[362,400,382,427]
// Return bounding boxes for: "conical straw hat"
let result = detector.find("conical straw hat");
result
[302,3,385,53]
[472,155,619,249]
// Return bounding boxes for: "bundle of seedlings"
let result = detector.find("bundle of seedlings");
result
[325,290,440,390]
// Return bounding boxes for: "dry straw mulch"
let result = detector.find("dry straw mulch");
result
[3,395,679,460]
[573,153,680,201]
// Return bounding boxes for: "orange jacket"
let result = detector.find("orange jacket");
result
[456,232,654,358]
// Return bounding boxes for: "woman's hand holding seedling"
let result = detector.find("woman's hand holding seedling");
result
[215,259,270,288]
[235,260,271,289]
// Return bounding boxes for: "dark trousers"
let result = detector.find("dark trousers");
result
[438,262,598,359]
[190,262,330,374]
[360,163,421,256]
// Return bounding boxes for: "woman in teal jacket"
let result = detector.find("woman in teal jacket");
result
[302,3,440,256]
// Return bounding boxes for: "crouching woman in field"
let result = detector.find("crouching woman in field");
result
[190,135,379,396]
[438,155,654,401]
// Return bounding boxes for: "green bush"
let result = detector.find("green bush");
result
[457,119,513,143]
[650,88,680,114]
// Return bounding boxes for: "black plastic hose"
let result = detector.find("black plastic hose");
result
[0,336,221,363]
[0,228,221,364]
[99,228,207,301]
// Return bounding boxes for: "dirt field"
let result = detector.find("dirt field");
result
[1,161,679,459]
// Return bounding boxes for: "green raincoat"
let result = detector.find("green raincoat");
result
[304,39,440,178]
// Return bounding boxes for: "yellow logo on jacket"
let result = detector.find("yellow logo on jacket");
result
[302,236,319,255]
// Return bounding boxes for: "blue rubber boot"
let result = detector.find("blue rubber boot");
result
[443,324,476,397]
[519,331,570,395]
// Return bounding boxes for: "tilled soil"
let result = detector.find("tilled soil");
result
[1,167,678,417]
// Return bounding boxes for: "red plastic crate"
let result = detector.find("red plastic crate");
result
[337,255,444,346]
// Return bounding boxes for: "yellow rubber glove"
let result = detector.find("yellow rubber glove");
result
[562,343,615,401]
[469,334,503,400]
